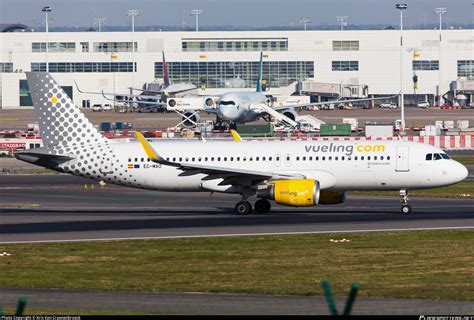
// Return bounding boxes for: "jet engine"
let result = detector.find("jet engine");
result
[318,191,346,205]
[205,97,215,108]
[281,109,298,121]
[256,179,320,207]
[181,111,201,128]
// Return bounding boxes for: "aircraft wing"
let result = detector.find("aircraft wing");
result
[272,93,400,111]
[101,92,167,106]
[135,131,304,185]
[75,81,163,101]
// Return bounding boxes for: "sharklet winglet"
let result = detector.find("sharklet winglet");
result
[135,131,179,167]
[230,130,243,142]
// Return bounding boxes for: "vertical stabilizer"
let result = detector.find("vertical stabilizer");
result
[256,52,263,92]
[26,72,106,147]
[162,51,171,87]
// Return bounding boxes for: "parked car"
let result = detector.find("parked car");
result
[337,102,356,110]
[102,104,112,111]
[379,102,397,109]
[417,101,430,108]
[92,104,102,112]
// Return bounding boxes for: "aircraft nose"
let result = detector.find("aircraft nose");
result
[453,161,469,183]
[217,104,238,121]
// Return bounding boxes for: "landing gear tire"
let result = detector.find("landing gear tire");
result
[235,201,252,215]
[254,199,271,214]
[401,205,412,215]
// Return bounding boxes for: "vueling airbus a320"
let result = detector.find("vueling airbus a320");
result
[16,73,468,215]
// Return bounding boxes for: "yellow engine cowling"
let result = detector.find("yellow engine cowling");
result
[318,191,346,205]
[257,179,320,207]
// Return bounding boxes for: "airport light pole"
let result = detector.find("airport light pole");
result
[42,6,52,72]
[435,7,446,107]
[190,9,203,32]
[127,10,139,91]
[94,17,106,32]
[396,4,407,132]
[336,16,348,30]
[300,17,312,31]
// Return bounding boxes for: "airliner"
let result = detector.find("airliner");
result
[76,52,196,107]
[16,72,468,215]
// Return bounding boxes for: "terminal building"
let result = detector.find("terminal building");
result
[0,28,473,109]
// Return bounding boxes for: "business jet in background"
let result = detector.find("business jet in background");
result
[17,72,468,215]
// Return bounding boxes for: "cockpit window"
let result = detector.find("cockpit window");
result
[219,100,235,106]
[426,154,432,161]
[441,153,450,159]
[434,153,442,160]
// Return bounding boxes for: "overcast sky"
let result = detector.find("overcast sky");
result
[1,0,472,29]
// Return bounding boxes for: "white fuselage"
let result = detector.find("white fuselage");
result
[57,139,467,194]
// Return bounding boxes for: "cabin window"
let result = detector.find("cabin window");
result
[173,157,176,162]
[322,156,325,161]
[179,157,183,161]
[380,156,384,160]
[269,157,272,161]
[367,156,371,160]
[374,156,378,160]
[335,156,338,161]
[128,158,131,162]
[309,156,313,161]
[192,157,195,162]
[256,157,259,161]
[141,158,144,162]
[328,156,332,161]
[296,156,300,161]
[224,157,227,161]
[361,156,364,160]
[211,157,214,161]
[230,157,234,161]
[217,157,221,161]
[134,158,138,162]
[387,156,391,160]
[198,157,202,162]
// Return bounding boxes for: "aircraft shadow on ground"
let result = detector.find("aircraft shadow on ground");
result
[1,207,473,234]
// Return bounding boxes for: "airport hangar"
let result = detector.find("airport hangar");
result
[0,28,473,109]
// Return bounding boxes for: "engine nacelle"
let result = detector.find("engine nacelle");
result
[181,111,201,128]
[282,109,298,121]
[318,191,346,205]
[204,97,216,108]
[257,179,320,207]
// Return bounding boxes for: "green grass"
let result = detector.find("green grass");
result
[1,307,151,316]
[1,230,473,301]
[352,182,473,198]
[452,156,474,165]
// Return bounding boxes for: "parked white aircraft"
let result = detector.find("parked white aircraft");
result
[17,73,468,215]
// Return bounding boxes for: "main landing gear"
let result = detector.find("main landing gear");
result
[400,189,412,215]
[234,199,272,215]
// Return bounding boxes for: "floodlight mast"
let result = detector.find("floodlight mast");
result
[396,4,407,132]
[300,17,312,31]
[435,8,446,107]
[336,16,348,30]
[94,18,106,32]
[190,9,203,32]
[42,6,52,72]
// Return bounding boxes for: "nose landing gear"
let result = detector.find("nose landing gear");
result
[400,189,412,214]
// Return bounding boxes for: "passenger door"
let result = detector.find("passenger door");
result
[274,154,281,167]
[396,146,409,172]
